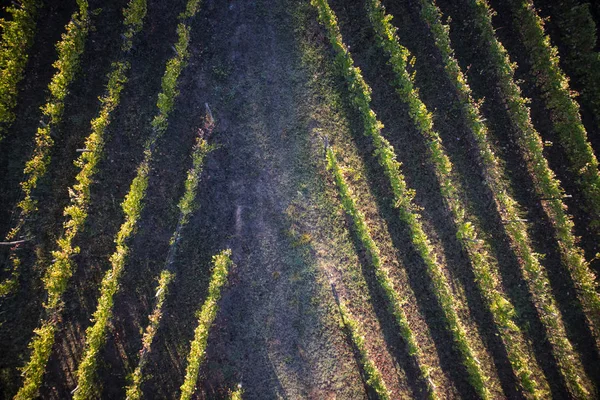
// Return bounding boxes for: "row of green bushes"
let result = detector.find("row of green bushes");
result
[1,0,90,298]
[125,270,174,400]
[461,0,594,396]
[125,136,212,400]
[311,0,490,396]
[0,0,40,142]
[11,0,89,229]
[509,0,600,235]
[367,0,542,396]
[72,2,202,397]
[339,302,390,399]
[327,146,409,400]
[542,1,600,136]
[180,249,232,400]
[14,0,147,397]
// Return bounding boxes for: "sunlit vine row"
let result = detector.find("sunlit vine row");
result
[0,0,90,298]
[125,133,213,400]
[366,0,543,396]
[12,0,142,398]
[72,1,203,397]
[0,0,40,142]
[539,0,600,138]
[508,0,600,236]
[312,0,491,396]
[327,146,422,399]
[180,249,232,400]
[446,0,595,395]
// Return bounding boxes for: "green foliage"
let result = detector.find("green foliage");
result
[0,252,20,297]
[178,137,213,218]
[229,386,243,400]
[510,0,600,233]
[180,0,202,20]
[0,0,39,142]
[547,2,600,130]
[1,0,94,301]
[154,23,190,126]
[5,0,89,245]
[180,249,232,400]
[13,0,150,397]
[11,0,90,392]
[338,301,390,400]
[312,0,490,397]
[72,1,202,395]
[375,0,544,396]
[125,136,212,400]
[14,322,56,400]
[462,0,595,396]
[122,0,147,51]
[327,147,434,398]
[325,152,395,399]
[125,270,174,400]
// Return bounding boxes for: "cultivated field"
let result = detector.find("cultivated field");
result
[1,0,600,398]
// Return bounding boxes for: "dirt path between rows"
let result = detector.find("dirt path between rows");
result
[133,0,367,398]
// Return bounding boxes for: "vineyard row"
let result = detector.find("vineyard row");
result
[72,0,203,396]
[367,0,542,395]
[126,132,213,400]
[1,0,90,298]
[0,0,39,142]
[312,0,492,396]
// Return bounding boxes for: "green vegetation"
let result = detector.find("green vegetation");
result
[338,301,390,399]
[540,1,600,135]
[125,270,174,400]
[508,0,600,235]
[229,385,243,400]
[452,0,595,396]
[9,0,89,233]
[0,0,40,142]
[312,0,491,397]
[179,249,232,400]
[2,0,600,397]
[11,3,112,398]
[0,0,90,298]
[72,3,202,397]
[327,146,426,399]
[12,0,148,397]
[125,135,212,400]
[366,0,543,396]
